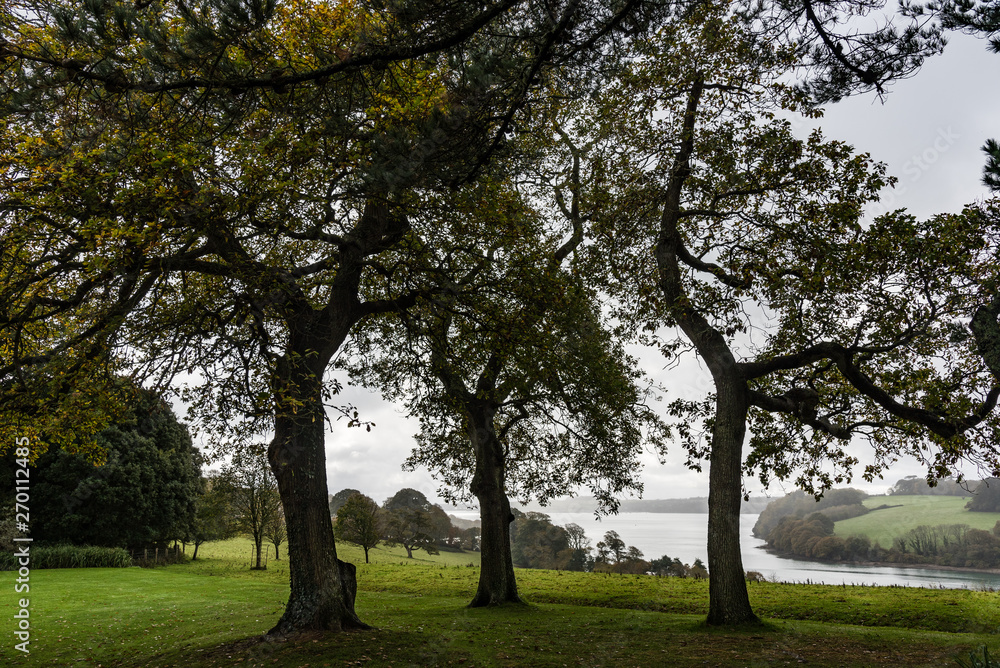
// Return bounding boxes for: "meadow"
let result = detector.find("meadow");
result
[2,536,999,667]
[835,495,1000,544]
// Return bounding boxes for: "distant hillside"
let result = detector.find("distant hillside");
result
[834,495,1000,544]
[752,488,871,539]
[516,496,771,514]
[448,515,481,530]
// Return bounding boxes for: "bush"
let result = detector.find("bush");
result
[0,544,133,569]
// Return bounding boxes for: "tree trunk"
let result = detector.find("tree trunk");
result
[468,406,521,607]
[254,537,264,569]
[192,542,200,560]
[654,80,758,625]
[363,546,369,563]
[267,358,368,636]
[705,373,759,626]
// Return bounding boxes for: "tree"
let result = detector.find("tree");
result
[567,3,1000,624]
[333,493,381,563]
[0,0,668,637]
[380,507,440,559]
[347,171,667,605]
[27,388,201,550]
[969,478,1000,512]
[565,523,590,552]
[599,530,627,565]
[330,489,362,517]
[187,477,238,560]
[214,448,283,570]
[265,508,287,561]
[377,488,449,559]
[563,523,592,571]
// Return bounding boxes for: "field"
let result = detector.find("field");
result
[834,495,1000,543]
[3,537,1000,667]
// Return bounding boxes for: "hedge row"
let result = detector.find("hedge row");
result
[0,545,132,570]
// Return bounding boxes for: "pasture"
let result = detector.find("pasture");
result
[834,495,1000,544]
[2,537,999,666]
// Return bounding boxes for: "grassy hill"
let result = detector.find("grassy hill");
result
[834,495,1000,544]
[2,536,999,666]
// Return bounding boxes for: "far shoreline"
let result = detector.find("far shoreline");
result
[758,544,1000,578]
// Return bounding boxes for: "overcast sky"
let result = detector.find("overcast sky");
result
[309,33,1000,510]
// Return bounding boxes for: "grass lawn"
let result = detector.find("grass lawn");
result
[2,537,998,667]
[835,495,1000,543]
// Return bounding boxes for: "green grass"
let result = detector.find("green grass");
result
[834,496,1000,543]
[2,536,999,667]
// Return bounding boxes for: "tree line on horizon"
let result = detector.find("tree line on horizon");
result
[330,487,711,577]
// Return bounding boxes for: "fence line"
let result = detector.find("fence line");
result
[128,545,183,567]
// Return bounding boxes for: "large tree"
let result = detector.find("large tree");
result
[346,173,668,605]
[26,387,201,549]
[567,4,1000,624]
[0,0,659,636]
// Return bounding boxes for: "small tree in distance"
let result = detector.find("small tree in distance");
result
[187,477,236,560]
[214,448,282,570]
[265,509,287,561]
[330,489,362,517]
[334,494,381,564]
[377,488,451,559]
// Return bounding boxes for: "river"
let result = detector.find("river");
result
[447,510,1000,589]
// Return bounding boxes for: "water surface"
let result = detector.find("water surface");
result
[448,510,1000,589]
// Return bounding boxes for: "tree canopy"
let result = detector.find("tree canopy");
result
[333,492,381,563]
[22,387,201,550]
[544,1,1000,624]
